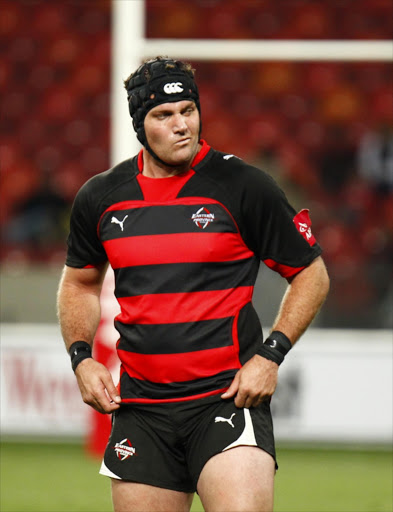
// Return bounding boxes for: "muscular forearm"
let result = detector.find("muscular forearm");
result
[272,256,329,344]
[57,265,120,414]
[224,257,329,407]
[57,266,104,350]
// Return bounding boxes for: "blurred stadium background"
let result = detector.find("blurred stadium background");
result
[0,1,392,511]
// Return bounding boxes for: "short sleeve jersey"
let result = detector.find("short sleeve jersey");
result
[66,141,322,404]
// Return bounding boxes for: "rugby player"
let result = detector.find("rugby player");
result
[57,57,329,512]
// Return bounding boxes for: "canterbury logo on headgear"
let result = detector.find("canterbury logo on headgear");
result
[163,82,184,94]
[125,57,201,155]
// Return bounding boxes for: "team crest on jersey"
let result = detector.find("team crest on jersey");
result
[113,438,137,460]
[293,209,316,246]
[191,207,215,229]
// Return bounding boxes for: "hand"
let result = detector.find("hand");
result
[221,355,278,408]
[74,358,121,414]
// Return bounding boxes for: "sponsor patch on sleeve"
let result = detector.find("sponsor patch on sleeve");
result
[293,209,316,246]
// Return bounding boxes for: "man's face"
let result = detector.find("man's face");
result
[144,100,200,167]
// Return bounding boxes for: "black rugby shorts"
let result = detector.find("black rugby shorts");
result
[100,394,276,493]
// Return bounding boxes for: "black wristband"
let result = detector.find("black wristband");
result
[256,331,292,366]
[69,341,92,372]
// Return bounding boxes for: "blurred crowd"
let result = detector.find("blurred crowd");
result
[1,0,392,328]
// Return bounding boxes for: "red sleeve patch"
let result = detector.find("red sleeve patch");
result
[293,209,316,246]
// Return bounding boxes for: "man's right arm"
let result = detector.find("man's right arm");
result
[57,264,121,414]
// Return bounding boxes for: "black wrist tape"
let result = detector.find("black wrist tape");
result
[69,341,92,372]
[256,331,292,366]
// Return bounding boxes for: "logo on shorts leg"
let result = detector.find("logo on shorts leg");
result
[113,438,137,460]
[215,413,236,428]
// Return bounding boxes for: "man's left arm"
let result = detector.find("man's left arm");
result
[222,256,330,408]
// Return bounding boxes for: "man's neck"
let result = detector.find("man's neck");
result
[142,146,201,178]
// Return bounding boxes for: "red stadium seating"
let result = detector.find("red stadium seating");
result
[1,0,392,329]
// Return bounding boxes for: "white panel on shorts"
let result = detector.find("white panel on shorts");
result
[222,408,257,451]
[99,460,122,479]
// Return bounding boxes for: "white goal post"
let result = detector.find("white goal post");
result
[111,0,393,164]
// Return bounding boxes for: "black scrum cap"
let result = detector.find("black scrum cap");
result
[125,57,201,150]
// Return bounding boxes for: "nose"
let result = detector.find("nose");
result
[172,113,187,133]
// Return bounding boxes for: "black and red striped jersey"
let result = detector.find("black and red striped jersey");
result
[66,140,322,404]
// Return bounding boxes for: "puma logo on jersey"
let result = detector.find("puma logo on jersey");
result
[111,215,128,231]
[215,413,236,428]
[223,154,241,161]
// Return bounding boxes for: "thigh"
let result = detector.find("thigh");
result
[112,480,194,512]
[184,397,276,488]
[100,406,194,493]
[197,446,275,512]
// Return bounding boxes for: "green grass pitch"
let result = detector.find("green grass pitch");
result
[1,441,391,511]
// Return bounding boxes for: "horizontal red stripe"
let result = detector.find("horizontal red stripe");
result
[118,346,241,384]
[263,258,305,278]
[101,196,229,215]
[103,232,254,269]
[120,387,228,404]
[117,287,253,324]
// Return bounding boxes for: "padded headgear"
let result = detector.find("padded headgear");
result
[125,57,201,151]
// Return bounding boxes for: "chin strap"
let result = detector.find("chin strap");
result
[144,140,180,168]
[143,132,201,169]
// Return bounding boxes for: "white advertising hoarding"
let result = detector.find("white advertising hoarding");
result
[0,324,89,436]
[1,324,392,443]
[271,329,393,443]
